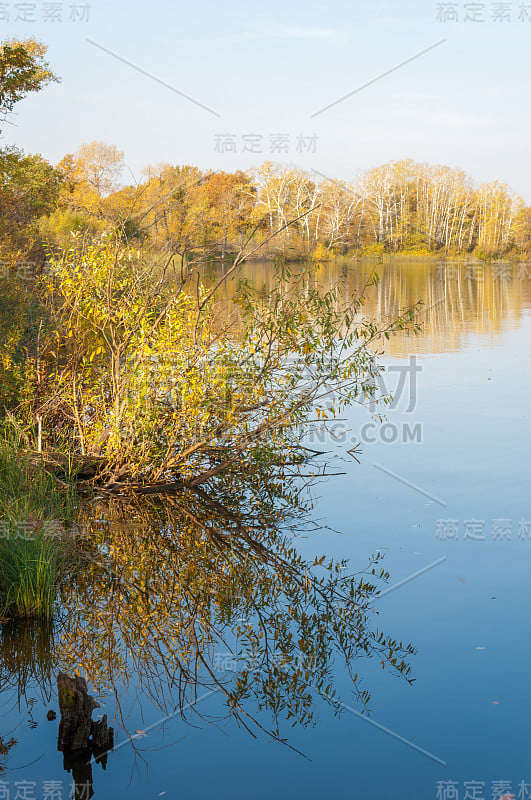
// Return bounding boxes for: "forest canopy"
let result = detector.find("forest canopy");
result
[0,145,528,263]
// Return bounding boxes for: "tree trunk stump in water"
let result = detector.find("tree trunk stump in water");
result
[57,673,99,752]
[56,673,114,798]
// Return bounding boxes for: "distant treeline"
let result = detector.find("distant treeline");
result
[1,143,530,261]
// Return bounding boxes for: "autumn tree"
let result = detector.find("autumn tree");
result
[0,38,59,129]
[0,147,64,258]
[57,141,125,217]
[512,205,531,252]
[196,170,253,257]
[317,178,363,253]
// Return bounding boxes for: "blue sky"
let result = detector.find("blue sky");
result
[3,0,531,200]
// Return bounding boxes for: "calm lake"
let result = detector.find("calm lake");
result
[1,258,530,800]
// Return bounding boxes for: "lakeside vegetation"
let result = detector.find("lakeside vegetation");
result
[0,38,419,628]
[4,141,531,265]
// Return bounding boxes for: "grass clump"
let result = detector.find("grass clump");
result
[0,434,78,619]
[0,532,63,618]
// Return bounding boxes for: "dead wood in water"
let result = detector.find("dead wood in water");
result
[25,450,107,481]
[57,673,114,798]
[57,672,111,752]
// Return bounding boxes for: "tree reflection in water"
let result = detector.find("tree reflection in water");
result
[53,476,415,753]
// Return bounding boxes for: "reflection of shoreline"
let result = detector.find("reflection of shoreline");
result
[203,259,531,356]
[363,260,531,355]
